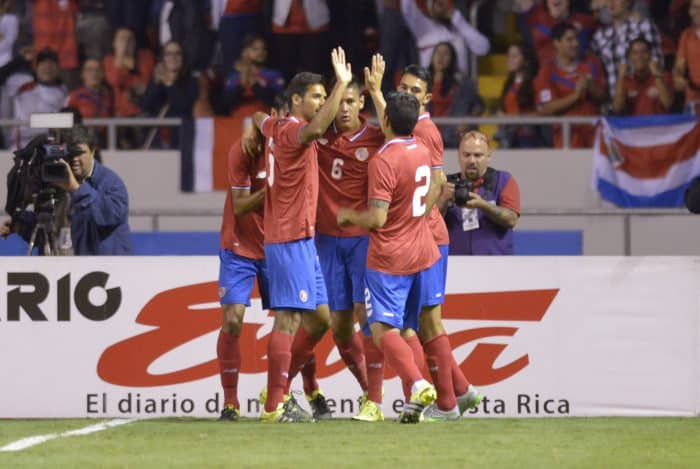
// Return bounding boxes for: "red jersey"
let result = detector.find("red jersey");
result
[677,27,700,104]
[620,72,672,116]
[261,115,319,243]
[413,113,450,246]
[534,56,604,148]
[317,120,385,237]
[366,137,440,275]
[523,5,597,64]
[220,140,266,259]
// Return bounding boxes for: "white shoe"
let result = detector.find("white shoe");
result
[421,404,461,422]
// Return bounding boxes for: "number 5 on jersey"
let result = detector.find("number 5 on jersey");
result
[412,165,431,217]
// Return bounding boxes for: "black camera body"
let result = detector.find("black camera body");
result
[41,140,81,182]
[447,173,473,207]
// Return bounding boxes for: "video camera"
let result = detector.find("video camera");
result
[446,173,474,207]
[4,113,80,254]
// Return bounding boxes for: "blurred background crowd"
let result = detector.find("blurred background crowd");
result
[0,0,698,150]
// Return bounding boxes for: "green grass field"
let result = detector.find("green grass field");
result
[1,418,699,468]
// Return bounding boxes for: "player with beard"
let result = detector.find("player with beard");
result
[250,47,352,423]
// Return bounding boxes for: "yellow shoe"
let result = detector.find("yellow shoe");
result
[353,399,384,422]
[259,388,268,405]
[400,382,437,424]
[259,402,284,423]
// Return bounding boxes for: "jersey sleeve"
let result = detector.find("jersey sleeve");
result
[368,156,395,204]
[428,129,444,169]
[499,176,521,214]
[260,115,276,138]
[227,141,252,189]
[276,119,305,152]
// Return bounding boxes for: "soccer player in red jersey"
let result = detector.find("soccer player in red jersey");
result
[250,47,353,423]
[216,95,286,421]
[338,91,438,423]
[366,56,482,420]
[314,77,385,416]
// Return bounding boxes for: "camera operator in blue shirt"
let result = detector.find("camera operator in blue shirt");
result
[1,125,132,255]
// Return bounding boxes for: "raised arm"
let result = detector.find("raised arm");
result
[299,47,352,143]
[365,53,387,123]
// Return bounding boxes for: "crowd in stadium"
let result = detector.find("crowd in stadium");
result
[0,0,698,150]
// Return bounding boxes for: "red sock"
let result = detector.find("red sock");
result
[424,334,457,411]
[299,355,318,396]
[334,332,368,391]
[217,330,240,409]
[286,327,320,395]
[379,331,423,393]
[363,335,384,404]
[451,356,470,397]
[402,335,426,401]
[265,330,293,412]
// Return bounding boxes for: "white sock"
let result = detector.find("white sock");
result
[410,379,430,395]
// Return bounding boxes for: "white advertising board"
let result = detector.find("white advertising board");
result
[1,256,698,418]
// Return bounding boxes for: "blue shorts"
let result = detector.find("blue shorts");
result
[264,237,328,311]
[218,248,270,309]
[364,268,423,333]
[420,245,449,307]
[316,233,368,312]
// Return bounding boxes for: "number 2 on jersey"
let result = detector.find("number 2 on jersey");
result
[412,165,431,217]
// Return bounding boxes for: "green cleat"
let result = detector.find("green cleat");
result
[457,385,483,415]
[399,382,437,424]
[353,399,384,422]
[420,404,460,422]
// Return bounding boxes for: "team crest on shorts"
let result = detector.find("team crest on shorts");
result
[218,286,226,298]
[299,289,309,303]
[355,147,369,161]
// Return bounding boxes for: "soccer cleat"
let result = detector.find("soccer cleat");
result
[358,391,368,409]
[353,399,384,422]
[399,382,437,424]
[307,390,333,420]
[457,385,483,415]
[259,398,315,423]
[420,404,460,422]
[219,404,239,421]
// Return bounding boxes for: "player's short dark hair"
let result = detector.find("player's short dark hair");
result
[402,64,433,92]
[552,22,577,41]
[68,125,97,151]
[286,72,325,108]
[627,37,652,56]
[272,92,287,113]
[385,91,419,136]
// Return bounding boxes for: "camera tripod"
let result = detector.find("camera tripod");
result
[26,188,60,256]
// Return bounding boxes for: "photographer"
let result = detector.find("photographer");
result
[439,131,520,255]
[1,125,132,255]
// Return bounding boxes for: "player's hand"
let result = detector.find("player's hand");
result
[0,219,11,239]
[337,208,353,226]
[331,47,352,85]
[465,192,486,210]
[364,53,385,94]
[242,123,263,157]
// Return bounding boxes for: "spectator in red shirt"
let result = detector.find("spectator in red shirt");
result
[612,37,673,115]
[32,0,79,87]
[103,27,154,117]
[514,0,597,64]
[66,59,114,118]
[534,22,606,148]
[673,0,700,114]
[495,43,548,148]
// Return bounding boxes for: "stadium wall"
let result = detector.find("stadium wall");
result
[2,150,700,255]
[1,256,698,418]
